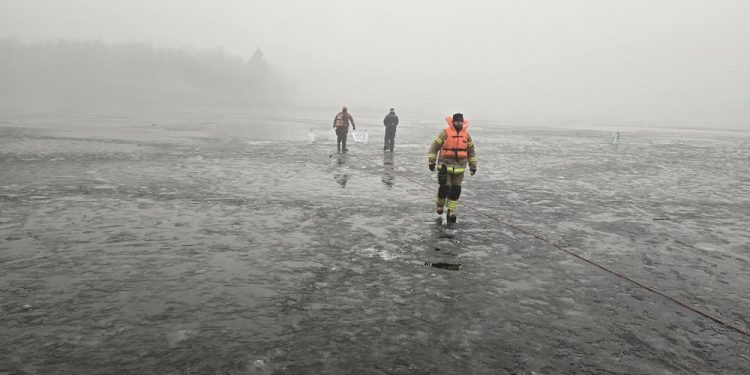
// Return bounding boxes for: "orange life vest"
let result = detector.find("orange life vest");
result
[441,116,470,159]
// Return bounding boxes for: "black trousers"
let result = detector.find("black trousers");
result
[336,127,348,152]
[383,126,396,151]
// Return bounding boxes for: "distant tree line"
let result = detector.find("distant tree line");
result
[0,39,290,107]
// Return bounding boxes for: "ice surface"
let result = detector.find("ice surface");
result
[1,107,749,373]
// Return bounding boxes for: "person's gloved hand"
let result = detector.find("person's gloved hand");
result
[429,163,436,172]
[470,167,477,175]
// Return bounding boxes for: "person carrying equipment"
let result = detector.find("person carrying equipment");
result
[427,113,477,223]
[383,108,399,152]
[333,106,356,154]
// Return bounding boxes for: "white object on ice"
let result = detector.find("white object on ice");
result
[351,129,369,144]
[307,128,316,144]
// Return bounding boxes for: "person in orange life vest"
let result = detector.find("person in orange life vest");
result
[427,113,477,223]
[333,106,356,154]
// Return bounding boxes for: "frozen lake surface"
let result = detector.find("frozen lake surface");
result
[1,107,749,374]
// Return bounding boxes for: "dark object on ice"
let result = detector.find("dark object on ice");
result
[447,214,457,223]
[425,262,461,271]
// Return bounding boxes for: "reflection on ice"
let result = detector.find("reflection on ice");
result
[335,154,347,166]
[335,173,349,188]
[382,152,395,188]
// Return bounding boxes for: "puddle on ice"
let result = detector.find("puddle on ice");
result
[425,262,461,271]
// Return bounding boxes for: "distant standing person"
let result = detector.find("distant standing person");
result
[333,106,356,154]
[383,108,399,152]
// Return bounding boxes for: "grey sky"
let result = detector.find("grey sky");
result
[2,0,749,126]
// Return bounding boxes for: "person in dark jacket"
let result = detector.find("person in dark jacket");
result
[333,106,356,154]
[383,108,399,152]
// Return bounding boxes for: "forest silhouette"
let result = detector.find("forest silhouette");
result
[0,39,290,108]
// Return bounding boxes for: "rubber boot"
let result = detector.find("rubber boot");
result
[447,210,457,223]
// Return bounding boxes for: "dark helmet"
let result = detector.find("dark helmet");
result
[452,113,464,131]
[342,106,348,112]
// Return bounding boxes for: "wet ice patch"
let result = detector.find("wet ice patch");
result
[165,329,195,347]
[694,242,750,263]
[105,231,138,243]
[58,196,94,202]
[360,247,400,261]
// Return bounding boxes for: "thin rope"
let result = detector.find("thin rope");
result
[359,152,749,338]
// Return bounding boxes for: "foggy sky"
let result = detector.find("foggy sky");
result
[2,0,749,126]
